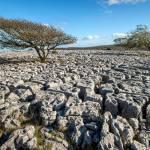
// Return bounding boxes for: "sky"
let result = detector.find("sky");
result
[0,0,150,47]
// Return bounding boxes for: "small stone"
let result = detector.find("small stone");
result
[98,133,115,150]
[131,140,146,150]
[85,122,98,131]
[105,96,118,116]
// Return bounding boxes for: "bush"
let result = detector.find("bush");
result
[127,25,150,50]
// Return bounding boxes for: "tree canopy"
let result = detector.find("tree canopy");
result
[127,25,150,50]
[0,18,77,62]
[113,25,150,50]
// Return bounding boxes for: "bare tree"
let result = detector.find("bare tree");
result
[0,18,77,62]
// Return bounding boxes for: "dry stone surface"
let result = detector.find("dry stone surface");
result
[0,49,150,149]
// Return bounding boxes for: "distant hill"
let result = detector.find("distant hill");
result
[57,44,149,51]
[57,44,129,50]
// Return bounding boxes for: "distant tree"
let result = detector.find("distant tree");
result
[0,18,76,62]
[113,37,127,45]
[136,24,148,32]
[127,25,150,50]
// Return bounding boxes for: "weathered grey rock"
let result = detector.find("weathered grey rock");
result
[67,116,86,146]
[20,102,31,114]
[113,116,134,145]
[4,118,21,129]
[57,116,68,132]
[98,133,115,150]
[26,137,37,149]
[65,98,101,122]
[65,96,82,108]
[42,130,69,150]
[44,79,63,90]
[6,92,20,102]
[146,104,150,124]
[62,76,72,83]
[82,130,93,148]
[128,118,139,131]
[0,105,20,123]
[131,140,146,150]
[40,101,57,126]
[0,125,37,149]
[82,101,101,122]
[51,93,66,114]
[76,78,95,97]
[99,87,114,96]
[117,98,141,118]
[102,112,132,150]
[85,122,98,131]
[139,130,150,149]
[122,102,141,119]
[0,49,150,149]
[105,96,118,116]
[0,98,5,105]
[54,101,66,111]
[84,88,103,104]
[0,85,9,104]
[70,87,80,98]
[65,103,83,116]
[117,82,131,92]
[19,88,35,102]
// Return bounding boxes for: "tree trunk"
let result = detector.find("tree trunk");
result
[35,48,47,63]
[35,46,57,63]
[39,57,46,63]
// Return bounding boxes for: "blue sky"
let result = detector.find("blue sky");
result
[0,0,150,47]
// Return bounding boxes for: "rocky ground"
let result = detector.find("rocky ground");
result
[0,49,150,150]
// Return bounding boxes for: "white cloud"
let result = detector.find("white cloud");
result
[71,35,113,47]
[43,23,50,27]
[43,22,68,31]
[107,0,146,5]
[112,32,127,39]
[82,35,101,40]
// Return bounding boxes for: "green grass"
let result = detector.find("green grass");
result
[57,58,65,65]
[52,50,58,55]
[44,143,53,150]
[33,126,54,150]
[0,128,4,137]
[34,126,44,146]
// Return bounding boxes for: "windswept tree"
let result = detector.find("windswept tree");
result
[127,25,150,50]
[0,18,77,62]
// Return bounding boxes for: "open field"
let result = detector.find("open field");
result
[0,49,150,149]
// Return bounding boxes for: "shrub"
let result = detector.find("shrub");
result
[126,25,150,50]
[127,31,150,50]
